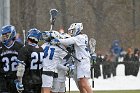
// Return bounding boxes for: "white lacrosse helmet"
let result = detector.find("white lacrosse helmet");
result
[68,23,83,36]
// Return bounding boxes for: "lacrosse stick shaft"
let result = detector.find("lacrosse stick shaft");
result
[69,73,70,93]
[50,24,53,31]
[89,38,96,88]
[57,45,81,62]
[22,30,26,46]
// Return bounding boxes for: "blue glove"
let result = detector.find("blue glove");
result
[67,64,75,72]
[50,39,60,45]
[66,64,75,78]
[14,79,24,91]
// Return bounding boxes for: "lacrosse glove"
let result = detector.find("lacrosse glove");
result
[14,79,24,91]
[50,39,60,45]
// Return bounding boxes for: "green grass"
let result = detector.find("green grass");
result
[66,90,140,93]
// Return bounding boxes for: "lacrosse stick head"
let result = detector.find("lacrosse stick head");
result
[50,9,58,25]
[89,38,96,54]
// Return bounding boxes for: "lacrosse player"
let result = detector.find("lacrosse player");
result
[41,31,67,93]
[0,25,23,93]
[51,23,93,93]
[51,33,75,93]
[16,28,44,93]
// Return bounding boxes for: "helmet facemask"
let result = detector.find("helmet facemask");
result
[1,25,16,46]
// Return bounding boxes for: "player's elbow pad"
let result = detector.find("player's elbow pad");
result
[17,62,25,77]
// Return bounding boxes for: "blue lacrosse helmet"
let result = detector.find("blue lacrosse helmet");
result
[1,25,16,46]
[27,28,41,43]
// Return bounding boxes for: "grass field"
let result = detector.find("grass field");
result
[66,90,140,93]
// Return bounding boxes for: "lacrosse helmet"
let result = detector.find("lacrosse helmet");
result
[68,23,83,36]
[27,28,41,43]
[1,25,16,46]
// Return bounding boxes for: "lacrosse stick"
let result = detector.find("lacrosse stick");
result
[68,70,71,93]
[89,38,96,88]
[50,9,58,31]
[69,56,75,93]
[57,45,81,62]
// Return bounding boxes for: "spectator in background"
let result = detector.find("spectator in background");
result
[132,48,139,61]
[107,52,117,77]
[111,40,123,58]
[131,48,140,76]
[117,51,126,62]
[94,53,102,78]
[102,54,112,79]
[124,48,133,76]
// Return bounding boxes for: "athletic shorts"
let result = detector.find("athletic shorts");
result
[52,78,65,92]
[42,74,53,88]
[77,58,91,79]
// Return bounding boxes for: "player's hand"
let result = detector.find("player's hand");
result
[14,79,24,92]
[66,64,75,78]
[68,64,75,72]
[50,39,60,45]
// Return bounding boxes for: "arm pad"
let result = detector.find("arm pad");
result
[17,61,25,77]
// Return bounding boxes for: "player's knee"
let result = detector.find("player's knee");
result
[81,82,87,88]
[79,78,89,87]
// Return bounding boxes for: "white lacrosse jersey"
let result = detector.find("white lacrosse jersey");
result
[41,43,67,72]
[59,34,90,60]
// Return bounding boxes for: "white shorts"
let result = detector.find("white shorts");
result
[52,78,66,92]
[42,74,53,88]
[77,58,91,79]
